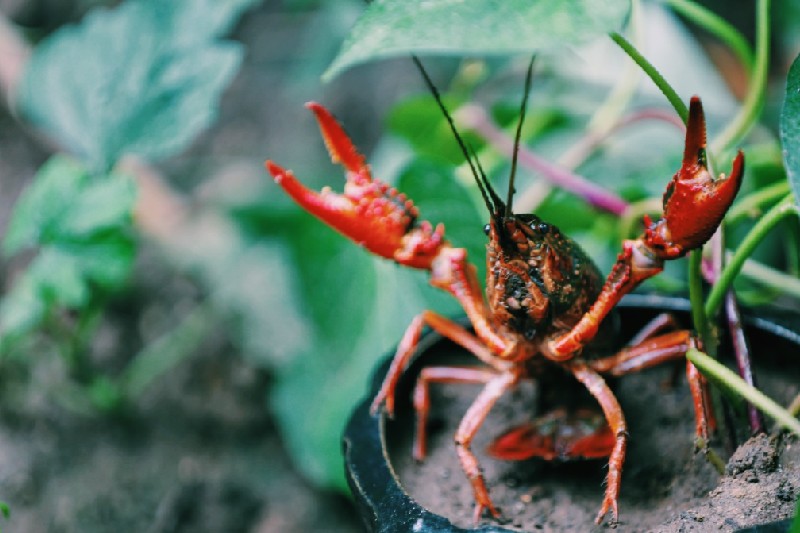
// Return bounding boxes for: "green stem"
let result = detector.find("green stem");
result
[665,0,754,73]
[588,0,643,134]
[709,0,770,155]
[688,249,709,343]
[687,348,800,437]
[706,195,799,318]
[737,255,800,300]
[610,32,688,123]
[726,180,791,225]
[121,305,212,397]
[789,393,800,418]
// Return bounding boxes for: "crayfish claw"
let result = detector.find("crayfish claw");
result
[306,102,369,176]
[267,103,449,271]
[681,96,708,173]
[645,96,745,259]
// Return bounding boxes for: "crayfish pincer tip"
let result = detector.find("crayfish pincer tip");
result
[264,160,278,174]
[265,160,286,182]
[305,102,330,122]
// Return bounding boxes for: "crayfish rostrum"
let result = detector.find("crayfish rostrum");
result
[266,64,743,525]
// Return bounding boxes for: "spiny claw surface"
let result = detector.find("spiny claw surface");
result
[266,102,447,270]
[645,96,744,259]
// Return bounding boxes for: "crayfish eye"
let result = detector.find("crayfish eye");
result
[483,223,491,236]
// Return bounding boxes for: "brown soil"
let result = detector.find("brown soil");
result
[386,310,800,532]
[0,331,361,533]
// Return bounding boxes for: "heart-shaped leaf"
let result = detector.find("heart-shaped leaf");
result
[323,0,630,81]
[17,0,254,173]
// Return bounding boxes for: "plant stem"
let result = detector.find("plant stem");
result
[736,254,800,299]
[665,0,754,74]
[456,103,629,215]
[788,393,800,418]
[709,0,770,155]
[121,305,212,397]
[0,12,29,106]
[687,348,800,437]
[726,180,791,225]
[587,0,643,135]
[688,249,710,343]
[610,32,688,123]
[725,291,765,434]
[565,108,685,173]
[706,195,799,318]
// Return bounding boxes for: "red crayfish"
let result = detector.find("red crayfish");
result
[266,62,744,525]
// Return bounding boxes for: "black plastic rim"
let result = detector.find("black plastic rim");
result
[342,295,800,533]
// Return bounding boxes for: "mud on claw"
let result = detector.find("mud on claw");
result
[266,88,743,525]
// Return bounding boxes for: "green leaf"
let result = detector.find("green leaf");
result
[0,275,46,342]
[143,0,258,48]
[387,95,486,166]
[323,0,631,80]
[780,52,800,209]
[4,155,136,254]
[272,258,435,490]
[4,156,87,254]
[17,0,251,172]
[791,496,800,533]
[0,237,136,341]
[286,216,379,353]
[1,156,136,342]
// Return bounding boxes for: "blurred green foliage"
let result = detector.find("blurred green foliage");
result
[2,0,256,397]
[17,0,252,173]
[1,156,135,346]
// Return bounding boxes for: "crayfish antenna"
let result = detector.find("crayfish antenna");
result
[411,55,505,220]
[506,55,536,217]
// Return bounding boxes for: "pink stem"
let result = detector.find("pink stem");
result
[457,104,684,216]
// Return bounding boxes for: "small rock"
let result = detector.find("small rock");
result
[725,434,778,476]
[776,479,795,502]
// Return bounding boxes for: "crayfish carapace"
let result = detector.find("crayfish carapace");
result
[266,59,744,525]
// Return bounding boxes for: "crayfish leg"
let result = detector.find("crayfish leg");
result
[589,329,715,443]
[412,366,499,461]
[454,370,520,522]
[569,363,626,526]
[370,311,507,417]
